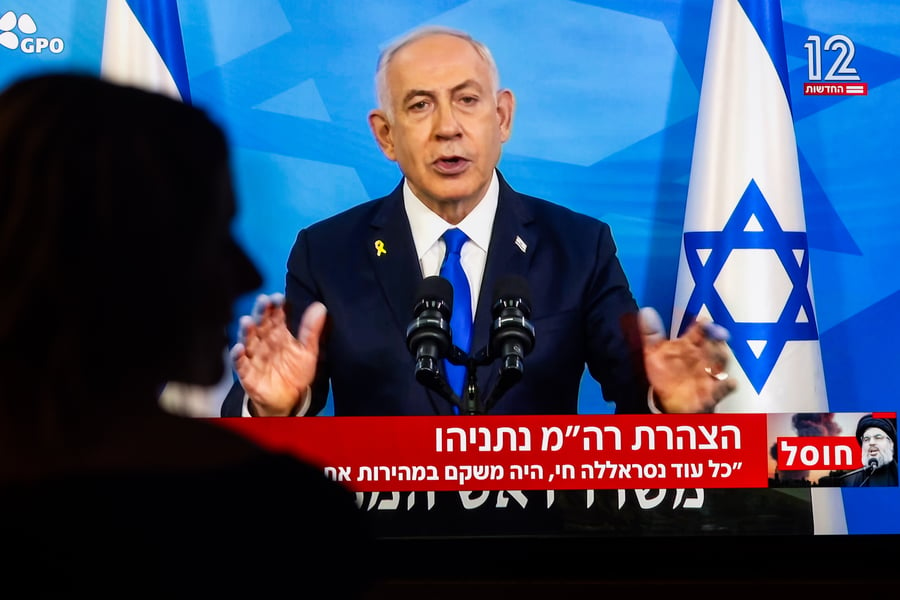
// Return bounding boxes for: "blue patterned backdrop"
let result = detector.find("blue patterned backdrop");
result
[2,0,898,534]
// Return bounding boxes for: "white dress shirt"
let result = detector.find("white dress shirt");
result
[404,170,499,314]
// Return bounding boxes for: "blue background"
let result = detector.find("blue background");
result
[2,0,898,534]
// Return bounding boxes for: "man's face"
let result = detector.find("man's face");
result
[861,427,894,469]
[368,34,514,220]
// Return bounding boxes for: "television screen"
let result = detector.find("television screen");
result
[3,0,896,586]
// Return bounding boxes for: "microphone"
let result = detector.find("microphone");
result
[406,276,454,388]
[482,275,535,412]
[488,275,535,381]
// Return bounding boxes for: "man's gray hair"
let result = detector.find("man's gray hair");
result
[374,26,501,119]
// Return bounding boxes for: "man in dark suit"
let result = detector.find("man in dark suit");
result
[222,25,735,418]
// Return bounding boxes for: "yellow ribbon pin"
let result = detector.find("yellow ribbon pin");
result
[374,240,387,256]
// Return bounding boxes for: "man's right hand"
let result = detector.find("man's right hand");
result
[230,294,327,417]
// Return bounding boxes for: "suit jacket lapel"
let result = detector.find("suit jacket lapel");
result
[368,182,422,335]
[472,174,536,396]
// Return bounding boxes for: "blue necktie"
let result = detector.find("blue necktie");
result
[440,228,472,399]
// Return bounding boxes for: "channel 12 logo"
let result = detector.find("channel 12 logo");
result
[803,34,867,96]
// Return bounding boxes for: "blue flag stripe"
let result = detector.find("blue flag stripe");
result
[737,0,791,111]
[125,0,191,103]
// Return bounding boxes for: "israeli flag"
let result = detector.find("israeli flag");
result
[672,0,844,533]
[100,0,190,103]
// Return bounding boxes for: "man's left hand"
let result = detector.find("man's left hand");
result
[639,307,737,413]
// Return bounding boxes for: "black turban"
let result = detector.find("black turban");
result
[856,414,897,457]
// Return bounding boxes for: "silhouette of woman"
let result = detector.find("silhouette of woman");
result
[0,73,370,595]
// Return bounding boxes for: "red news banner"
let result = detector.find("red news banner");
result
[214,412,894,492]
[216,414,768,491]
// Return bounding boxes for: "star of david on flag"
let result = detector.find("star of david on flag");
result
[671,0,845,534]
[681,179,819,394]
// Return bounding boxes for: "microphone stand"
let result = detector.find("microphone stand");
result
[835,462,878,486]
[463,357,480,415]
[473,348,523,414]
[417,345,484,415]
[428,345,511,415]
[455,347,495,415]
